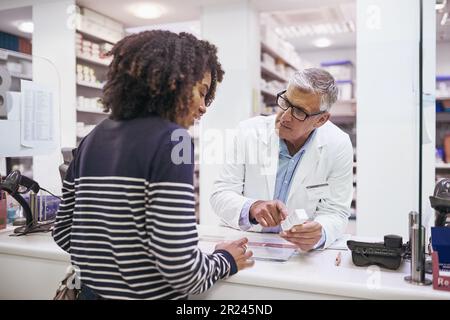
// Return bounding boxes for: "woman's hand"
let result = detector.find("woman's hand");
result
[215,237,254,271]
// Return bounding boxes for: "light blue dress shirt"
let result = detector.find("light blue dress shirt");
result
[238,130,326,249]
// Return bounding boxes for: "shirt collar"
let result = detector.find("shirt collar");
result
[280,129,317,159]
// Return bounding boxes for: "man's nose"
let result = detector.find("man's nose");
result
[280,107,292,122]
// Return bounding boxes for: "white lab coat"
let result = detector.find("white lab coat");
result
[210,115,354,248]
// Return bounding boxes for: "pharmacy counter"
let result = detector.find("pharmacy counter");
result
[0,225,449,300]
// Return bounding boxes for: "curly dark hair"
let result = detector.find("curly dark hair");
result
[102,30,224,122]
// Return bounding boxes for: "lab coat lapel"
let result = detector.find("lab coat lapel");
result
[259,116,279,200]
[287,128,325,204]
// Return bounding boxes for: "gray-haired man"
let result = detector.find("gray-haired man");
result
[210,68,354,251]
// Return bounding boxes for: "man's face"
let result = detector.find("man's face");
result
[275,83,330,144]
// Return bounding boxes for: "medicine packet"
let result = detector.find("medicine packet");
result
[281,209,309,231]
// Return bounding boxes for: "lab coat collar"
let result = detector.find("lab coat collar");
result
[262,116,329,200]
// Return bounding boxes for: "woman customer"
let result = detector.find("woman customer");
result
[53,30,253,300]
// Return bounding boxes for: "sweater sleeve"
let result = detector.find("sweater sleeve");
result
[145,128,237,296]
[52,161,76,253]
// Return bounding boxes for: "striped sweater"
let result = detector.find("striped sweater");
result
[52,116,236,300]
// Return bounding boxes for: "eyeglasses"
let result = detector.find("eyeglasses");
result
[276,90,325,121]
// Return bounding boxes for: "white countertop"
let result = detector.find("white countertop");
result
[0,226,69,262]
[0,224,449,300]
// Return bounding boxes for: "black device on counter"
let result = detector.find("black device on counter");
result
[347,235,405,270]
[430,178,450,227]
[0,170,55,235]
[0,170,37,229]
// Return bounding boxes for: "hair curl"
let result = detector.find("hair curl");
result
[102,30,224,122]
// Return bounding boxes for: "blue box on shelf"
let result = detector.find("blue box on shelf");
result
[432,227,450,271]
[22,194,61,222]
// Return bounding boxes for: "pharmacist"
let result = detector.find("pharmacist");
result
[211,68,353,251]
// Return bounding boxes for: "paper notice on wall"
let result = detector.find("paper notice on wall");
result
[20,80,54,148]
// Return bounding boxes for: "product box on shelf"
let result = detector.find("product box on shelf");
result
[437,75,450,98]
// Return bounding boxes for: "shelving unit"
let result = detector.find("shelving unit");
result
[76,80,104,90]
[260,88,277,99]
[0,49,32,61]
[0,48,33,177]
[437,112,450,122]
[76,53,112,67]
[10,72,32,80]
[0,48,33,91]
[74,7,124,145]
[261,65,288,83]
[436,163,450,170]
[76,106,109,115]
[259,20,303,117]
[261,41,300,70]
[320,60,357,217]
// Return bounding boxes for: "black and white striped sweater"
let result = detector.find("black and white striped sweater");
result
[52,116,236,300]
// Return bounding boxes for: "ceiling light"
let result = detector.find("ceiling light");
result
[129,3,165,19]
[17,21,33,33]
[436,0,447,10]
[313,37,332,48]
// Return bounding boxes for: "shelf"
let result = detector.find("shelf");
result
[260,89,277,99]
[76,28,117,45]
[335,80,353,85]
[335,99,357,105]
[331,115,356,124]
[321,60,353,67]
[436,76,450,82]
[437,112,450,122]
[261,41,299,70]
[0,49,32,61]
[77,80,104,89]
[76,53,111,67]
[76,107,109,115]
[436,163,450,170]
[261,65,288,83]
[10,73,32,80]
[437,96,450,101]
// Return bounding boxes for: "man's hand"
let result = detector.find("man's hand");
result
[279,221,323,252]
[249,200,288,227]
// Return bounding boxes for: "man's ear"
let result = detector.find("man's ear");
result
[314,112,330,128]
